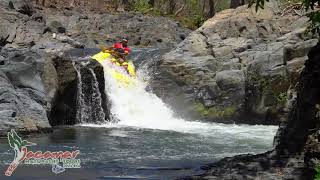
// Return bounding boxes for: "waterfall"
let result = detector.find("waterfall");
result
[72,49,277,147]
[79,57,277,141]
[74,62,84,124]
[74,62,106,124]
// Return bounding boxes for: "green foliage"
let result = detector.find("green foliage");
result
[193,15,206,28]
[249,72,270,92]
[249,0,270,12]
[184,0,206,28]
[146,0,206,29]
[303,0,320,11]
[194,102,237,119]
[189,0,202,13]
[306,11,320,36]
[175,15,205,29]
[274,92,288,105]
[134,0,151,13]
[303,0,320,36]
[216,0,231,12]
[315,164,320,180]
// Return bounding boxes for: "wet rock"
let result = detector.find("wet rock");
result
[49,49,109,126]
[0,49,52,135]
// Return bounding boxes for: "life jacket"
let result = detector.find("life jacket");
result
[113,42,131,54]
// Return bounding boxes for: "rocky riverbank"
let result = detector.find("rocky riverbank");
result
[149,3,318,125]
[181,41,320,180]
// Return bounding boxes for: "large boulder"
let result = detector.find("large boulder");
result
[0,48,55,135]
[49,48,110,126]
[149,5,317,124]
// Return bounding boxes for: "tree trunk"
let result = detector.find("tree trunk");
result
[208,0,215,18]
[230,0,245,9]
[168,0,176,14]
[203,0,206,13]
[149,0,155,7]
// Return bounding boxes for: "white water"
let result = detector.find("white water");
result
[81,59,278,142]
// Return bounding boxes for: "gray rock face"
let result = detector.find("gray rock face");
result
[187,43,320,180]
[0,47,111,135]
[49,49,110,126]
[150,5,318,124]
[38,9,191,49]
[0,48,53,135]
[0,16,17,46]
[9,0,34,16]
[1,1,191,49]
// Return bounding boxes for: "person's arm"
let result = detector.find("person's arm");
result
[99,45,113,52]
[124,47,131,55]
[105,47,114,51]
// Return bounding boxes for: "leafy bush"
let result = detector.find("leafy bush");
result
[315,165,320,180]
[275,92,288,105]
[193,15,206,28]
[307,10,320,35]
[134,0,151,13]
[216,0,231,12]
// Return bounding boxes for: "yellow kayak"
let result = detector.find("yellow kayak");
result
[91,51,136,86]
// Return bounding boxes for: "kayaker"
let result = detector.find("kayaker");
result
[103,37,133,76]
[107,37,131,59]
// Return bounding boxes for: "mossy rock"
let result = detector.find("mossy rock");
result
[193,102,237,119]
